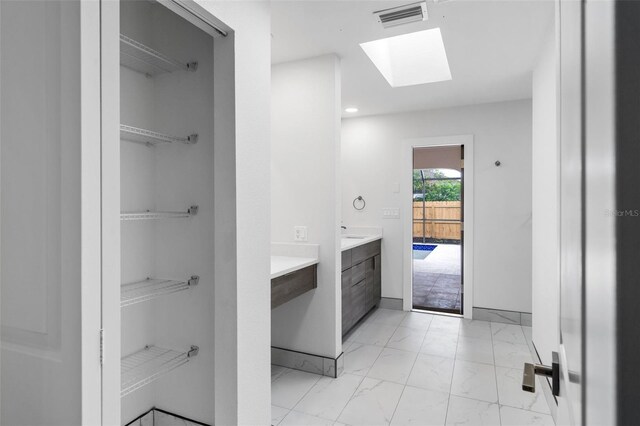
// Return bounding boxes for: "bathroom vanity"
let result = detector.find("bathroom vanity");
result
[271,243,319,309]
[271,262,318,309]
[341,238,382,335]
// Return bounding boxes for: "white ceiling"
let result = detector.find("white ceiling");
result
[272,0,554,117]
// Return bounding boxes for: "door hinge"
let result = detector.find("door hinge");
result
[100,328,104,366]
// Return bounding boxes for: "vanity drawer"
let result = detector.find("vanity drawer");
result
[373,254,381,303]
[365,258,375,311]
[351,279,367,321]
[351,261,366,285]
[342,270,351,290]
[271,264,317,309]
[352,240,381,265]
[342,272,352,334]
[341,249,352,271]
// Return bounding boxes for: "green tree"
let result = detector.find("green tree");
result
[413,169,461,201]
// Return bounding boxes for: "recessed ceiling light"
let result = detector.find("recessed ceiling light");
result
[345,107,359,113]
[360,28,452,88]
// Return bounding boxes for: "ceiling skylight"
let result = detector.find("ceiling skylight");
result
[360,28,451,88]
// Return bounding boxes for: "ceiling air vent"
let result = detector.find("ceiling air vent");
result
[373,2,428,29]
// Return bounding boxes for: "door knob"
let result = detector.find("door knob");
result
[522,351,560,396]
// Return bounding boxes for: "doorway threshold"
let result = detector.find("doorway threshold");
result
[411,308,462,318]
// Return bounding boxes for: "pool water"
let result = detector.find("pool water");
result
[413,244,437,251]
[412,244,437,260]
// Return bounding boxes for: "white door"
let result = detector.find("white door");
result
[0,1,103,424]
[558,1,620,424]
[532,1,620,424]
[557,0,583,423]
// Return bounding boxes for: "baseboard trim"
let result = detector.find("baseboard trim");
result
[379,297,403,310]
[125,407,210,426]
[473,307,532,325]
[271,346,344,378]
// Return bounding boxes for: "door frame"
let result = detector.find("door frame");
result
[401,135,474,318]
[583,0,617,423]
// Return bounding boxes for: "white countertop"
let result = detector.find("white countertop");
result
[341,234,383,251]
[271,256,319,279]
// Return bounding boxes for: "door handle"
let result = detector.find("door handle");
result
[522,351,560,396]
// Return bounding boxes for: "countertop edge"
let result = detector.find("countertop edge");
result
[271,256,319,280]
[341,235,383,252]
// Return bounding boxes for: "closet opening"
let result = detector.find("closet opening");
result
[112,2,230,425]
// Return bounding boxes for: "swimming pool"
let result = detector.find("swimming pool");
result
[413,244,437,251]
[412,244,437,259]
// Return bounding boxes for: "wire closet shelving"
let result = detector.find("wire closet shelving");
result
[121,345,199,397]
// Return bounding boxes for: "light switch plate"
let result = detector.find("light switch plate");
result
[382,207,400,219]
[294,226,308,241]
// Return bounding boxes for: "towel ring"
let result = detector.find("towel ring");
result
[353,196,366,211]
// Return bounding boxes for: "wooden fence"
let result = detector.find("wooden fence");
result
[413,201,461,241]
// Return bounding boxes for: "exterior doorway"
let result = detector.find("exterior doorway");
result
[412,145,463,314]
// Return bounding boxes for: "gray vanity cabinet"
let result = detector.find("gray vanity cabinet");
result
[373,254,382,303]
[272,265,318,309]
[341,271,352,330]
[342,240,381,335]
[365,257,375,312]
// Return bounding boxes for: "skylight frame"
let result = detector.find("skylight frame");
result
[360,28,452,88]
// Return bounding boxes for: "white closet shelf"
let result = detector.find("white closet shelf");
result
[120,34,197,76]
[120,205,198,221]
[121,276,199,307]
[121,345,199,397]
[121,125,198,146]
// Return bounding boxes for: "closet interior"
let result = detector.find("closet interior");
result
[119,1,216,424]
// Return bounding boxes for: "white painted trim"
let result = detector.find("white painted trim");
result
[1,0,3,414]
[99,0,121,424]
[401,135,474,319]
[159,0,229,38]
[80,1,104,424]
[584,2,616,424]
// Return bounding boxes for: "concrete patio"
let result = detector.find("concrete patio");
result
[412,243,462,313]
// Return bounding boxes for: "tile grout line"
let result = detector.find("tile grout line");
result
[284,370,323,419]
[493,322,554,420]
[274,317,548,425]
[333,373,366,424]
[443,317,462,426]
[337,310,404,424]
[388,382,408,425]
[363,313,402,377]
[491,321,504,426]
[271,367,293,425]
[388,312,431,425]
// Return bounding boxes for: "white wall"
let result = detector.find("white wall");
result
[271,55,342,359]
[342,99,533,313]
[532,25,559,366]
[196,2,272,425]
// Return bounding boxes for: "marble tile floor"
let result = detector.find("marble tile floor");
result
[272,309,554,426]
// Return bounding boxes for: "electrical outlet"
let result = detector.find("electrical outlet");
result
[294,226,308,242]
